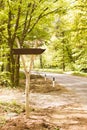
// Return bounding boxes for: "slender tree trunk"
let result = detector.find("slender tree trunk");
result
[20,54,30,118]
[16,38,33,118]
[62,44,65,71]
[62,60,65,71]
[25,72,30,117]
[6,56,10,72]
[1,64,4,71]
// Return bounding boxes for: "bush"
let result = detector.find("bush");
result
[19,70,26,79]
[0,71,11,87]
[80,68,87,73]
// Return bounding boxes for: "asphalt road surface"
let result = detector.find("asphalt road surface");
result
[32,71,87,108]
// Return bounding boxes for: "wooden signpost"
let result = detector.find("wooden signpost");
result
[12,48,45,55]
[14,38,45,118]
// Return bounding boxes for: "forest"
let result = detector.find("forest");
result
[0,0,87,86]
[0,1,87,129]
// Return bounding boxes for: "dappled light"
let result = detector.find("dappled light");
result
[0,0,87,129]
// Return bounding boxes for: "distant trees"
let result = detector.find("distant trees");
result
[44,0,87,71]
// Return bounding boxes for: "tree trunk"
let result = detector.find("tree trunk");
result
[16,38,31,118]
[62,61,65,71]
[40,55,43,68]
[9,49,15,86]
[6,56,11,72]
[14,55,20,86]
[62,45,65,71]
[1,64,4,71]
[25,72,30,118]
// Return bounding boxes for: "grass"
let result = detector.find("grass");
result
[0,116,6,127]
[0,100,25,126]
[34,68,63,74]
[34,68,87,77]
[0,100,25,114]
[72,71,87,77]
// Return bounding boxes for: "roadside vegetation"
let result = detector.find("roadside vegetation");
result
[0,101,25,127]
[71,71,87,77]
[34,68,87,77]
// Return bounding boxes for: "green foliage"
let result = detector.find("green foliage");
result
[0,0,59,42]
[72,71,87,77]
[0,100,25,126]
[19,70,26,79]
[0,71,11,87]
[0,116,6,127]
[0,100,25,114]
[0,0,87,77]
[35,68,63,74]
[42,0,87,71]
[54,128,60,130]
[0,0,60,86]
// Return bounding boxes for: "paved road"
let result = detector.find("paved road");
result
[32,71,87,107]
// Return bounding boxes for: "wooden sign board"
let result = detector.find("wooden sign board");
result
[12,48,45,55]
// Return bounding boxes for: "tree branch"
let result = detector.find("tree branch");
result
[22,3,31,37]
[20,3,36,45]
[26,3,36,31]
[12,0,22,41]
[27,7,49,34]
[41,8,58,17]
[7,9,12,42]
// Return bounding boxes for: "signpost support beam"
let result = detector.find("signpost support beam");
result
[15,38,45,118]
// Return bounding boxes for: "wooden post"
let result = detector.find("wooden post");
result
[15,38,45,118]
[45,74,46,81]
[25,72,30,117]
[16,38,30,118]
[53,77,55,87]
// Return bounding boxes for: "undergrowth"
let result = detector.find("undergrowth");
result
[0,100,25,114]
